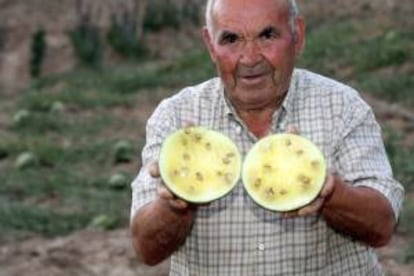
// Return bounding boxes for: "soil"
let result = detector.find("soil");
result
[0,228,414,276]
[0,229,170,276]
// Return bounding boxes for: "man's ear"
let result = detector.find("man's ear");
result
[294,16,306,57]
[202,27,217,64]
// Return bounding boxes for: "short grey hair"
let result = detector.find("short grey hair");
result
[205,0,300,37]
[287,0,300,39]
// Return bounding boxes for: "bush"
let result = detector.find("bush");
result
[68,14,103,69]
[0,26,6,51]
[107,12,147,60]
[30,28,46,78]
[143,0,202,32]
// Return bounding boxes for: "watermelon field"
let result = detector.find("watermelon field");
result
[0,1,413,275]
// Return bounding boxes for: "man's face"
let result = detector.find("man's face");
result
[203,0,305,110]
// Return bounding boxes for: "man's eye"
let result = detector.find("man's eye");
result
[260,27,279,39]
[221,33,239,44]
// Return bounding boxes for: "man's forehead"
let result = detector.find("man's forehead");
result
[212,0,289,14]
[211,0,290,31]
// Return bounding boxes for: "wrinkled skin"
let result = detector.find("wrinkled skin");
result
[203,0,305,117]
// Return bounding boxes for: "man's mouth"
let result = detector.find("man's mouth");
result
[237,63,272,82]
[238,72,269,85]
[241,73,265,79]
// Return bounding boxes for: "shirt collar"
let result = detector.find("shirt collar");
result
[281,68,299,116]
[217,81,237,117]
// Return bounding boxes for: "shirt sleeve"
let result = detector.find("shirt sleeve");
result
[333,95,404,220]
[130,99,176,221]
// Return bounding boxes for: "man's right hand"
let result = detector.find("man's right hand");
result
[149,161,192,210]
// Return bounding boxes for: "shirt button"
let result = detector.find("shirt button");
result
[236,125,242,134]
[258,243,265,251]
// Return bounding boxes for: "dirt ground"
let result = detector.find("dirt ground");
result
[0,227,413,276]
[0,228,169,276]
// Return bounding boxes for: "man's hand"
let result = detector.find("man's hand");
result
[149,162,191,210]
[282,173,336,218]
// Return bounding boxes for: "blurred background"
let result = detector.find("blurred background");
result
[0,0,413,275]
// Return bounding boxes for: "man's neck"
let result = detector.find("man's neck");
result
[238,108,275,138]
[232,93,286,138]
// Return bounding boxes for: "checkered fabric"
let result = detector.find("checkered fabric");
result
[131,69,404,276]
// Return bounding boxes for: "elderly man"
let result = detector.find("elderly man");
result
[130,0,404,275]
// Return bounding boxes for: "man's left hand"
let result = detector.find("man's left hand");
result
[283,173,336,218]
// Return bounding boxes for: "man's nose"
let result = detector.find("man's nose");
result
[239,40,263,66]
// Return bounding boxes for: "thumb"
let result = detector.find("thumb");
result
[148,161,160,178]
[183,121,196,128]
[286,124,300,135]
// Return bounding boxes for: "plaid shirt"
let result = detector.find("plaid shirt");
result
[131,69,404,275]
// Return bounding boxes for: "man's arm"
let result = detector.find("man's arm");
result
[284,96,403,247]
[284,173,396,247]
[131,196,194,265]
[130,164,195,266]
[318,102,402,247]
[321,175,396,247]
